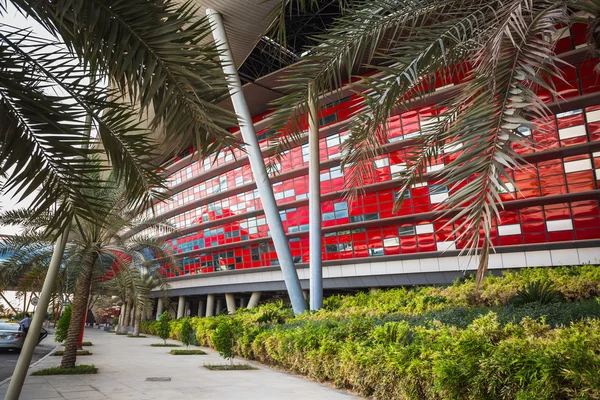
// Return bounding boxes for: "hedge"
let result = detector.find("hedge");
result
[141,265,600,399]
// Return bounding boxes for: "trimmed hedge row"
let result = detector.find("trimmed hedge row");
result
[142,266,600,399]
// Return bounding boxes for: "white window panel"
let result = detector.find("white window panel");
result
[390,163,407,174]
[556,109,582,119]
[564,158,592,173]
[412,182,427,188]
[427,164,444,173]
[326,135,340,147]
[374,158,389,168]
[546,219,573,232]
[284,189,295,198]
[420,117,438,130]
[558,125,586,140]
[436,241,456,251]
[274,192,284,200]
[498,182,516,193]
[383,237,400,247]
[430,192,448,204]
[416,224,434,234]
[588,110,600,123]
[596,169,600,180]
[444,142,463,153]
[593,152,600,158]
[498,224,521,236]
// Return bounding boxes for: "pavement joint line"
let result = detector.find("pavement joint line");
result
[0,344,61,388]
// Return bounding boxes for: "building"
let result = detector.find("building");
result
[144,2,600,318]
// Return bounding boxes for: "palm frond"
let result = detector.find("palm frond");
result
[13,0,239,157]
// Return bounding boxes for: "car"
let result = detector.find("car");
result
[0,322,48,352]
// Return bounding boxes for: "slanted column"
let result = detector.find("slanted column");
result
[239,297,247,308]
[198,301,205,317]
[215,299,224,315]
[156,298,164,320]
[247,291,262,309]
[225,293,236,314]
[206,295,215,317]
[308,85,323,311]
[206,9,306,315]
[176,296,185,319]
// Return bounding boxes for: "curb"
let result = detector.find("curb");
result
[0,344,60,387]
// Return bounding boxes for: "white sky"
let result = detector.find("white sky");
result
[0,5,62,236]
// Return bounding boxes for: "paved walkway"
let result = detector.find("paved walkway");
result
[0,328,360,400]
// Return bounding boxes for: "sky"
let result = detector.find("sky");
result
[1,5,57,310]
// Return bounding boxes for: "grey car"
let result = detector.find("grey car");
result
[0,322,48,352]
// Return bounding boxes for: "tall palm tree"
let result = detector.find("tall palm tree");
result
[269,0,600,285]
[0,179,174,368]
[0,0,238,233]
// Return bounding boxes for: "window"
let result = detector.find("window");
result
[319,113,337,126]
[399,226,416,236]
[394,190,411,200]
[323,212,335,221]
[369,247,384,256]
[364,213,379,221]
[374,158,390,169]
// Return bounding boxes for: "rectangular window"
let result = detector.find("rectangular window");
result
[399,226,416,236]
[319,113,338,126]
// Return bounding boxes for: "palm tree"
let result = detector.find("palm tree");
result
[268,0,600,285]
[0,179,174,368]
[103,268,168,336]
[0,0,238,233]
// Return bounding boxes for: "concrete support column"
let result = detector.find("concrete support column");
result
[185,301,190,317]
[247,291,262,309]
[370,288,379,294]
[176,296,185,319]
[206,295,215,317]
[216,299,224,315]
[225,293,236,314]
[207,9,306,315]
[239,297,247,308]
[308,85,323,311]
[198,301,206,317]
[156,299,163,321]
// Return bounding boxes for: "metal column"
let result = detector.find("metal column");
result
[206,9,306,314]
[308,85,323,310]
[176,296,185,319]
[206,294,215,317]
[225,293,236,314]
[247,291,262,309]
[156,298,164,320]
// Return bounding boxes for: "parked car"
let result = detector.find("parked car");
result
[0,322,48,352]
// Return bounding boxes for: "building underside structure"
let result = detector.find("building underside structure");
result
[141,1,600,318]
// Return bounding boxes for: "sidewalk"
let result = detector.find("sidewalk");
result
[0,328,361,400]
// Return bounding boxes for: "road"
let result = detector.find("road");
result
[0,330,56,382]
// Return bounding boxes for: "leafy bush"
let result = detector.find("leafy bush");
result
[157,312,170,345]
[137,265,600,399]
[511,280,564,306]
[32,365,97,375]
[180,318,195,349]
[55,305,71,343]
[170,349,206,355]
[212,319,239,364]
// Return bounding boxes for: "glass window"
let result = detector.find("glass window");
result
[323,212,336,221]
[334,201,348,211]
[398,226,416,236]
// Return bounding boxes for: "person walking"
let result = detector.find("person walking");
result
[19,313,32,337]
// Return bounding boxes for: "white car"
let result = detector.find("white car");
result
[0,322,48,352]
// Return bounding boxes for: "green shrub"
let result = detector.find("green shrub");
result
[180,318,195,349]
[169,349,206,355]
[157,312,170,345]
[135,265,600,399]
[32,365,97,375]
[212,319,239,365]
[55,305,71,343]
[511,280,564,306]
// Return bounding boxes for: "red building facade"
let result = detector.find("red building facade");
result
[148,23,600,279]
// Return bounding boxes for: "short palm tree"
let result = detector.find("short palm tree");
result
[0,179,174,368]
[0,0,238,233]
[103,268,168,337]
[269,0,600,284]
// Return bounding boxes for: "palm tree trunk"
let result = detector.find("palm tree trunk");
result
[133,306,142,336]
[60,261,95,369]
[120,300,131,334]
[129,304,135,328]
